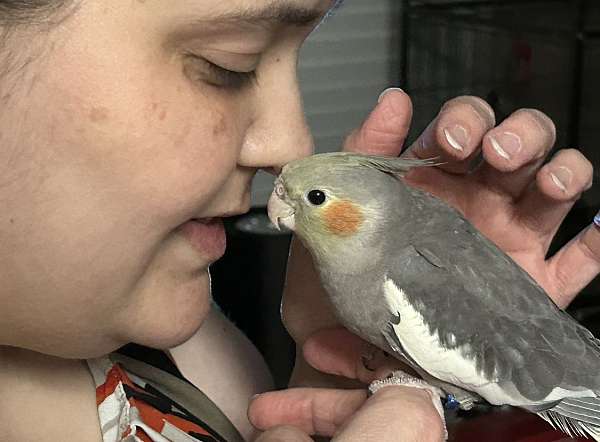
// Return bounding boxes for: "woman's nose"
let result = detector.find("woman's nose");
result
[238,63,314,172]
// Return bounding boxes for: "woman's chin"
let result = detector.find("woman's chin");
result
[120,271,213,351]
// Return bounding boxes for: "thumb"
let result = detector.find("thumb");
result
[343,88,413,156]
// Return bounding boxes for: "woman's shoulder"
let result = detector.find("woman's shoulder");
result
[0,347,103,442]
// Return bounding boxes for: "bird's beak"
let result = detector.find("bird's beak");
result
[267,191,295,231]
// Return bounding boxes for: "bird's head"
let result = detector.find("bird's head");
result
[267,152,436,270]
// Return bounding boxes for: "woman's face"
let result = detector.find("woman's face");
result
[0,0,330,357]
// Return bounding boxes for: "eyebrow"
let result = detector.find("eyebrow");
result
[206,2,328,27]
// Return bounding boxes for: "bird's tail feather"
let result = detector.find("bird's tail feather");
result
[538,397,600,441]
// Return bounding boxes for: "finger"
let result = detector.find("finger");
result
[546,220,600,308]
[475,108,557,198]
[282,239,338,346]
[254,426,313,442]
[343,88,412,156]
[248,388,367,436]
[303,328,415,384]
[517,149,593,245]
[334,387,445,442]
[403,96,496,174]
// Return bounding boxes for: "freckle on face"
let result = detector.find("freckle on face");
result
[89,106,109,122]
[212,113,227,137]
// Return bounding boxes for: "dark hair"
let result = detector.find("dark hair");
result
[0,0,70,26]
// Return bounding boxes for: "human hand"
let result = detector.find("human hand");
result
[281,89,599,388]
[375,93,597,310]
[249,330,444,442]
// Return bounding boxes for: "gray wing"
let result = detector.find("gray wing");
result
[384,203,600,404]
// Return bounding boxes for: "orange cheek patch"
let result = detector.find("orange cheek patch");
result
[322,200,364,236]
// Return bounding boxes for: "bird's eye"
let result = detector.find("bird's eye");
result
[307,190,326,206]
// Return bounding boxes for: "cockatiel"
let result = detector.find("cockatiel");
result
[267,152,600,441]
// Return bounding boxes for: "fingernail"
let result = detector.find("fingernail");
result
[594,210,600,228]
[250,394,260,402]
[443,125,468,152]
[550,166,573,192]
[378,87,404,103]
[489,132,521,160]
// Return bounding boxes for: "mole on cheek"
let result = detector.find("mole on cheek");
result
[89,106,109,123]
[322,200,364,236]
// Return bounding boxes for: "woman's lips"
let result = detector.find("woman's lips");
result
[180,218,226,261]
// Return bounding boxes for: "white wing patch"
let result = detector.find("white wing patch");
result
[382,278,494,389]
[382,278,595,406]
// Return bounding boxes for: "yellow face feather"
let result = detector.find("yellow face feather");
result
[321,199,364,236]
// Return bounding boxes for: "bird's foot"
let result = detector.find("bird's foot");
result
[360,346,391,372]
[440,386,480,411]
[418,374,481,411]
[369,370,448,441]
[444,393,476,411]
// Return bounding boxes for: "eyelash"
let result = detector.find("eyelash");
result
[190,55,257,90]
[207,61,257,89]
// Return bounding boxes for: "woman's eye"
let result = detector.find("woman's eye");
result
[204,60,257,89]
[185,55,257,90]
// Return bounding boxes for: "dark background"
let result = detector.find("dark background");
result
[212,0,600,389]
